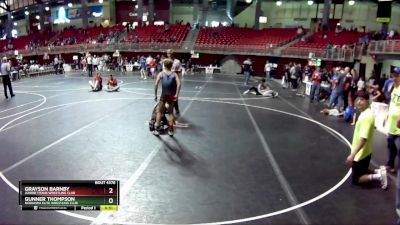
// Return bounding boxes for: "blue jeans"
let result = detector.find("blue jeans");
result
[87,65,93,77]
[397,171,400,225]
[329,90,344,110]
[244,71,251,85]
[265,71,270,79]
[310,83,321,102]
[387,134,399,169]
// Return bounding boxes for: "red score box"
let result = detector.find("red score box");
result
[103,185,118,196]
[27,186,106,196]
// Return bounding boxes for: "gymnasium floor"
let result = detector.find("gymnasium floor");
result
[0,71,396,225]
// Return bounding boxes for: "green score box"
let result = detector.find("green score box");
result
[22,196,118,206]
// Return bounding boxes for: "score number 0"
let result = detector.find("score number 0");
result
[108,188,114,204]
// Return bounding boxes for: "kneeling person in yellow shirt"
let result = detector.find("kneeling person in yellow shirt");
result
[345,91,388,189]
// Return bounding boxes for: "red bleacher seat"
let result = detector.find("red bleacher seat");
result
[195,27,298,51]
[127,24,189,47]
[291,31,365,49]
[1,30,55,51]
[56,25,125,45]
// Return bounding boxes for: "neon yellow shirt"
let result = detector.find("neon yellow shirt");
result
[351,108,375,162]
[388,85,400,135]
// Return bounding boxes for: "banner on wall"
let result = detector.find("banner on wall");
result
[58,5,103,20]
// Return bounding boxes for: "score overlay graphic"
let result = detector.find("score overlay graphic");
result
[19,180,119,211]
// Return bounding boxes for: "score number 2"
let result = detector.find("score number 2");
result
[107,188,115,204]
[108,188,113,203]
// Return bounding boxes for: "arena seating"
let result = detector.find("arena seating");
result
[195,27,298,52]
[368,40,400,53]
[291,31,365,48]
[281,31,366,59]
[14,33,52,49]
[0,39,8,51]
[385,41,400,52]
[0,31,54,51]
[56,25,125,45]
[126,24,189,47]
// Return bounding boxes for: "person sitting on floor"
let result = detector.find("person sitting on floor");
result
[89,73,103,92]
[243,78,278,97]
[106,75,120,92]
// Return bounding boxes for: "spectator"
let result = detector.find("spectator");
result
[380,74,388,90]
[242,58,253,86]
[146,55,153,77]
[297,26,304,37]
[303,65,311,80]
[187,58,194,75]
[59,55,64,74]
[335,25,343,36]
[81,57,87,72]
[53,56,59,75]
[357,75,366,91]
[282,64,290,88]
[118,57,126,74]
[140,56,147,79]
[326,43,333,58]
[86,53,93,77]
[1,57,14,99]
[290,63,301,90]
[150,58,157,78]
[264,60,272,80]
[164,23,170,32]
[388,30,395,40]
[93,55,99,71]
[386,67,400,174]
[329,67,346,112]
[133,35,139,44]
[369,86,384,102]
[382,73,394,104]
[343,67,353,110]
[345,91,387,189]
[310,67,322,103]
[368,72,380,90]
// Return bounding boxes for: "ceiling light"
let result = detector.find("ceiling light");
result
[307,0,314,5]
[276,0,283,6]
[349,0,355,5]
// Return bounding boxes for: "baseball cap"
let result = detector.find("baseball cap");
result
[393,67,400,75]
